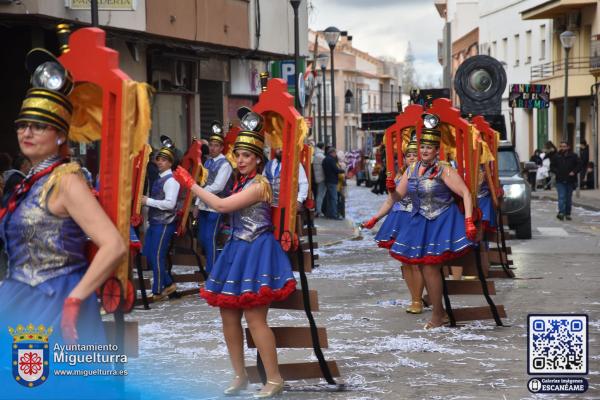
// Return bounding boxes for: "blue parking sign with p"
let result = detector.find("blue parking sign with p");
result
[281,61,296,90]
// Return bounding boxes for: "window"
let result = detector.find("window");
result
[540,24,546,60]
[502,38,508,62]
[525,30,532,64]
[514,34,520,66]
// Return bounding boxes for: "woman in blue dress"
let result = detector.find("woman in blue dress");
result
[362,138,426,314]
[387,114,478,329]
[0,49,126,349]
[174,108,295,398]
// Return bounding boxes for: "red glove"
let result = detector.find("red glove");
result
[361,217,378,230]
[495,187,504,199]
[173,166,195,190]
[61,297,82,344]
[464,217,477,242]
[386,178,396,192]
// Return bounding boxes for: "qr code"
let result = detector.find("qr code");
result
[528,314,587,375]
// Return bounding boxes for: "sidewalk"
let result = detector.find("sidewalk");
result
[531,187,600,211]
[312,216,360,247]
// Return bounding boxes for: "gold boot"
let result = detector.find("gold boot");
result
[254,380,284,398]
[406,300,423,314]
[223,375,248,396]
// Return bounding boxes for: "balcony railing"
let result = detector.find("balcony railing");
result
[530,57,594,80]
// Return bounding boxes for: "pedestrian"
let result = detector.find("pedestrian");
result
[193,122,233,275]
[529,149,542,191]
[387,115,477,329]
[0,47,126,348]
[322,147,345,220]
[264,146,309,209]
[544,141,557,190]
[173,107,295,398]
[362,136,425,314]
[584,161,595,190]
[579,139,589,189]
[336,150,347,218]
[312,142,326,217]
[142,146,180,300]
[550,141,581,221]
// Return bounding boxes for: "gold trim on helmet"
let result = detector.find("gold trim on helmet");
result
[208,134,224,144]
[420,128,441,146]
[233,131,264,158]
[15,88,72,133]
[156,147,175,163]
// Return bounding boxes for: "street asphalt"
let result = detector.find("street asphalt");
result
[119,182,600,400]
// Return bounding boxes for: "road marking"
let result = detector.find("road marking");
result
[536,227,569,237]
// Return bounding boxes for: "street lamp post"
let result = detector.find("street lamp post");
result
[316,78,322,143]
[319,53,329,145]
[323,26,341,148]
[290,0,302,111]
[91,0,99,26]
[560,30,576,143]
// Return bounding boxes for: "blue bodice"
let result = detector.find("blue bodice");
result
[0,167,88,287]
[148,172,177,225]
[392,176,412,212]
[264,159,281,207]
[231,176,273,242]
[407,160,455,220]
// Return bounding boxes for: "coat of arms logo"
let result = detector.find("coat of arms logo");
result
[9,323,52,387]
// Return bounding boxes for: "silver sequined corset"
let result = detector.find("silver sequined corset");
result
[0,174,88,287]
[271,175,281,207]
[408,161,454,220]
[478,179,490,199]
[392,178,412,212]
[231,177,273,242]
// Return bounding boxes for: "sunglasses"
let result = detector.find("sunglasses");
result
[16,122,51,135]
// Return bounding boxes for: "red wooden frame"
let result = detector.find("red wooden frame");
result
[383,99,481,210]
[176,139,202,237]
[384,104,424,177]
[60,27,133,311]
[252,79,302,246]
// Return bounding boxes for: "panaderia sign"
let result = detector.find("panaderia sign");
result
[66,0,137,11]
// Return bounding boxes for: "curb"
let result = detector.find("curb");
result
[532,194,600,212]
[318,218,362,247]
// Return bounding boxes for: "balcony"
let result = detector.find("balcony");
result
[530,57,596,99]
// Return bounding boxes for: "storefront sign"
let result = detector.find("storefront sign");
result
[509,84,550,109]
[66,0,136,10]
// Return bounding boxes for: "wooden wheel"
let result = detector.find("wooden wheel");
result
[292,233,299,251]
[280,230,292,252]
[101,277,122,314]
[119,279,136,313]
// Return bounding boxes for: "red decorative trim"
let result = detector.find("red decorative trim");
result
[377,239,395,249]
[200,280,297,309]
[389,246,473,265]
[482,221,496,234]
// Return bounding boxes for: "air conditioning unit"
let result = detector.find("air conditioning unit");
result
[172,60,187,88]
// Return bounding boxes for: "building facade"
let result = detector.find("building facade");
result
[0,0,307,164]
[436,0,556,162]
[307,30,401,152]
[522,0,599,178]
[479,0,553,162]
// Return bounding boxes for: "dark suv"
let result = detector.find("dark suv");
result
[497,141,532,239]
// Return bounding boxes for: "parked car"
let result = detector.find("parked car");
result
[497,141,532,239]
[358,159,380,187]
